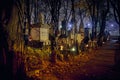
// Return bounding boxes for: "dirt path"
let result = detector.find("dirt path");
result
[27,38,120,80]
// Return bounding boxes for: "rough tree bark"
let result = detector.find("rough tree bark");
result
[0,0,14,79]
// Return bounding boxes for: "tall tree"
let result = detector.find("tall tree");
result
[109,0,120,37]
[43,0,61,63]
[97,0,110,46]
[0,0,14,79]
[86,0,100,40]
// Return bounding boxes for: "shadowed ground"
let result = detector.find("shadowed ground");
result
[10,36,120,80]
[25,36,120,80]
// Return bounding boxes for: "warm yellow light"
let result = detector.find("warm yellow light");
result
[71,47,76,51]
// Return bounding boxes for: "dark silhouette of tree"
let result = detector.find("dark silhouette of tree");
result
[43,0,61,63]
[85,0,111,46]
[97,0,110,46]
[0,0,30,79]
[71,0,75,35]
[61,0,72,36]
[109,0,120,38]
[0,0,14,79]
[86,0,96,40]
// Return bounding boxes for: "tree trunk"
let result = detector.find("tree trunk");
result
[0,23,9,80]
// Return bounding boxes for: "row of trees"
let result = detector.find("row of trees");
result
[0,0,119,79]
